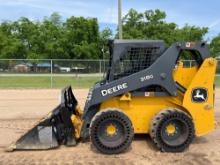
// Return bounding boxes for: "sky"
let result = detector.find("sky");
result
[0,0,219,40]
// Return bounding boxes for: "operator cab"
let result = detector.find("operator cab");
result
[106,40,166,82]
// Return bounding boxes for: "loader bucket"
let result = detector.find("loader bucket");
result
[8,86,79,151]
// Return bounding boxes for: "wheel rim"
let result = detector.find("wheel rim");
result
[106,123,117,136]
[160,118,189,146]
[97,119,126,148]
[90,110,134,154]
[166,123,176,135]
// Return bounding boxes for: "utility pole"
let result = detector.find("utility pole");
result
[118,0,123,39]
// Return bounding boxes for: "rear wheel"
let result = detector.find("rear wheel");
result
[90,109,134,154]
[150,109,195,152]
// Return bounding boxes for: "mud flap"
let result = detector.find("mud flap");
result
[8,86,79,151]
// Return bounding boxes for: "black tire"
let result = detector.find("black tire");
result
[90,109,134,154]
[150,108,195,152]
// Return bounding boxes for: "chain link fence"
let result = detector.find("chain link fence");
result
[0,59,109,88]
[0,59,109,74]
[0,59,219,88]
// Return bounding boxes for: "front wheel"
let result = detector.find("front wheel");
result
[90,109,134,154]
[150,109,195,152]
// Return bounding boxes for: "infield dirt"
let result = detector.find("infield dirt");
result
[0,89,220,165]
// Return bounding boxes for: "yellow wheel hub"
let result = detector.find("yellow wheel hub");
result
[106,124,117,136]
[166,123,176,135]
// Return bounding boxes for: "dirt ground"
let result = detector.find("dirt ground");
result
[0,89,220,165]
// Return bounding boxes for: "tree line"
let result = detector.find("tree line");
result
[0,9,219,59]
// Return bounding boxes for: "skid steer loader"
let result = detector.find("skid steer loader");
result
[9,40,217,154]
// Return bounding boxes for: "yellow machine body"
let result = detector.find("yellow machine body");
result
[11,41,217,153]
[98,58,217,136]
[11,40,217,154]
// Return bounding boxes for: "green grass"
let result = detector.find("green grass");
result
[0,75,219,89]
[0,76,101,89]
[216,76,220,86]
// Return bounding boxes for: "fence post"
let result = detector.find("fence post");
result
[99,60,102,74]
[103,59,106,74]
[50,59,53,88]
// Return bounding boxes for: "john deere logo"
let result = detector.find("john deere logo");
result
[192,88,208,103]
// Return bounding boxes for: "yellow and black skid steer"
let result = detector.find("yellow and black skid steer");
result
[9,40,218,154]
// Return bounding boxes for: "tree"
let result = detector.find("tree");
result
[0,13,103,59]
[63,16,100,59]
[38,15,68,59]
[48,12,62,26]
[0,28,25,59]
[121,9,208,46]
[210,35,220,57]
[0,10,213,60]
[99,28,113,59]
